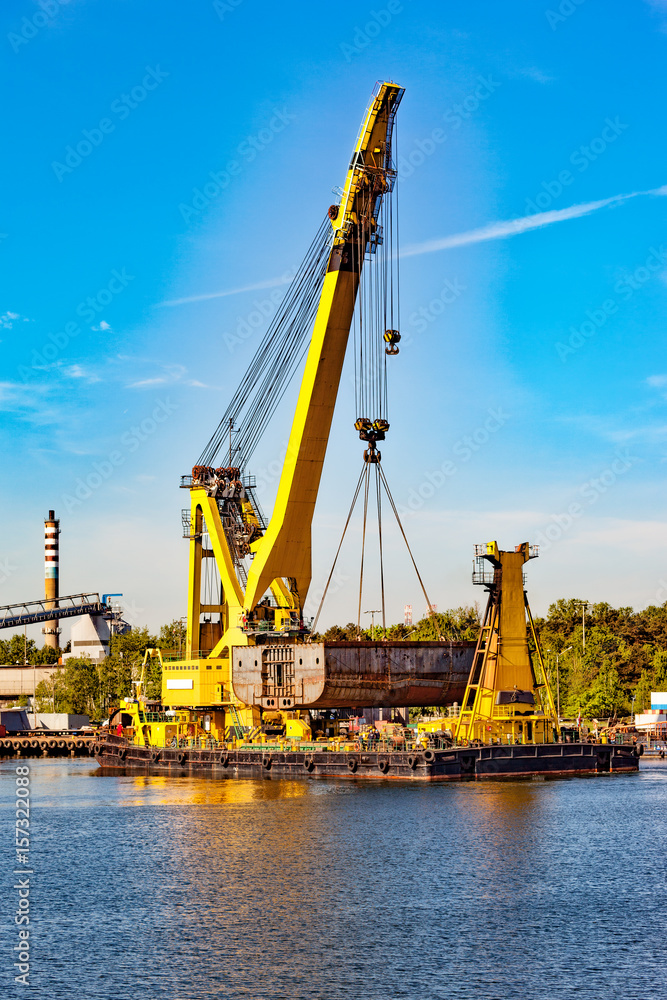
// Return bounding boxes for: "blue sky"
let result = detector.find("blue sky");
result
[2,0,667,638]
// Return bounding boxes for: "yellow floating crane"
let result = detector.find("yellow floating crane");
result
[163,82,404,736]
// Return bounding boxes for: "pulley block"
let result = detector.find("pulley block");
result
[354,417,389,443]
[384,329,401,355]
[354,417,372,442]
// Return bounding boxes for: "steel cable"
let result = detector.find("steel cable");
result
[198,216,333,470]
[310,464,367,634]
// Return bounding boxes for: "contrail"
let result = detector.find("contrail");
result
[160,273,293,307]
[162,184,667,304]
[401,184,667,258]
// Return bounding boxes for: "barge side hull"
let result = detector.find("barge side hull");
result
[94,738,639,781]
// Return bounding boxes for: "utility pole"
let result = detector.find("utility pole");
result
[365,610,382,640]
[556,646,572,720]
[575,602,593,651]
[27,625,37,729]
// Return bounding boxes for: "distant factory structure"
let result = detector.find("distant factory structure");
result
[0,509,130,675]
[62,609,130,664]
[43,509,60,649]
[41,510,130,661]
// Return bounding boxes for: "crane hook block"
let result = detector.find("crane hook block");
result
[384,329,401,356]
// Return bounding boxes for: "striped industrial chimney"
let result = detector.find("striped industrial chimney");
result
[43,509,60,649]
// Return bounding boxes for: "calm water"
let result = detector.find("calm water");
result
[1,758,666,999]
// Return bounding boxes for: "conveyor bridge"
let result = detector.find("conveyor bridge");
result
[0,593,111,630]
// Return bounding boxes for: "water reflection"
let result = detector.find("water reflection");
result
[96,773,310,807]
[0,759,663,999]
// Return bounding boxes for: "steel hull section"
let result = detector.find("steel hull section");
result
[232,640,475,710]
[94,738,639,781]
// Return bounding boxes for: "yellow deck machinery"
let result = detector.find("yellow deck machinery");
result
[454,542,559,745]
[162,82,406,737]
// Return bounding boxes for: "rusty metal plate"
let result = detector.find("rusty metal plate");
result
[231,640,474,709]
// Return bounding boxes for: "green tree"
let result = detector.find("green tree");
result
[322,624,347,641]
[633,667,654,714]
[565,626,630,718]
[60,657,100,715]
[385,623,414,640]
[582,661,625,719]
[143,653,163,701]
[0,634,37,664]
[100,625,158,712]
[158,619,186,655]
[35,669,68,713]
[0,636,64,666]
[652,649,667,690]
[412,606,480,641]
[32,644,60,665]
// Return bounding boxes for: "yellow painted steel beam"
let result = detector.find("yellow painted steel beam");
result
[185,504,203,658]
[198,492,245,610]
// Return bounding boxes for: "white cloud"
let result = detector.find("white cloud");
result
[0,380,20,402]
[515,67,555,84]
[1,311,20,329]
[63,364,101,384]
[401,184,667,259]
[128,377,168,388]
[0,380,63,426]
[647,375,667,388]
[92,320,111,332]
[160,274,293,307]
[127,362,186,389]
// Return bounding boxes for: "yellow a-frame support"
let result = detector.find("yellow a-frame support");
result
[163,83,404,716]
[454,542,558,746]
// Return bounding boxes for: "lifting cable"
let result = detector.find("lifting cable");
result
[356,467,371,630]
[311,466,367,634]
[376,464,386,633]
[199,215,333,471]
[312,456,437,635]
[377,461,437,622]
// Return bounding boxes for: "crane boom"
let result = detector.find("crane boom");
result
[245,81,403,608]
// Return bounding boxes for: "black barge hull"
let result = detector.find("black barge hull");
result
[94,737,639,780]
